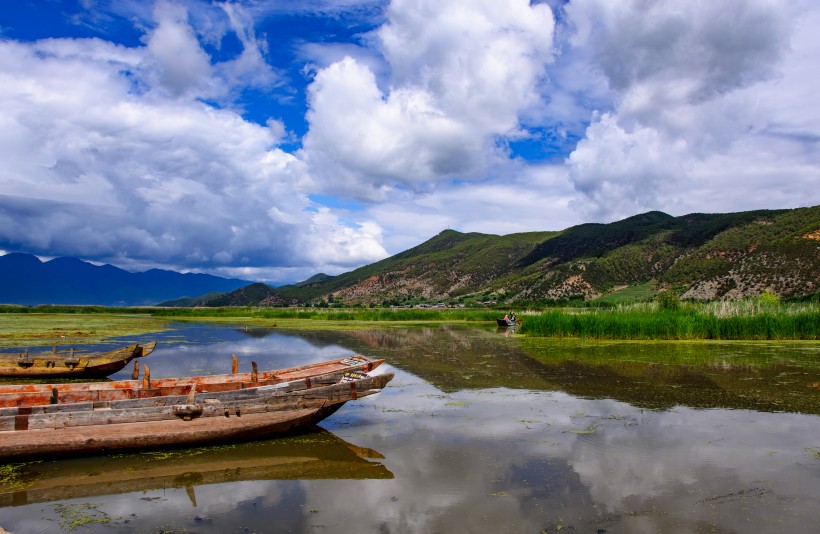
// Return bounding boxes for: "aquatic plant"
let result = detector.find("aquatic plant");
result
[519,303,820,340]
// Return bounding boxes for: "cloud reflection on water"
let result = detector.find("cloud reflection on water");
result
[1,324,818,533]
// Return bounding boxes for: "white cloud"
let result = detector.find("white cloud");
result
[363,163,583,253]
[0,17,386,282]
[2,0,820,285]
[144,1,213,96]
[560,0,820,221]
[300,0,556,198]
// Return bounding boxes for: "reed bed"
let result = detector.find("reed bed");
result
[518,303,820,340]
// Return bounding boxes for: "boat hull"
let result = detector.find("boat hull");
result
[0,371,393,460]
[0,406,330,460]
[0,341,156,379]
[0,354,384,407]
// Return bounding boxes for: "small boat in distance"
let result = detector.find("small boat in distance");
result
[0,355,393,460]
[496,318,516,327]
[0,341,156,379]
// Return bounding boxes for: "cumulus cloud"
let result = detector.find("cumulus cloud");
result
[144,1,213,96]
[0,8,386,282]
[363,163,582,253]
[300,0,555,198]
[2,0,820,284]
[560,0,820,221]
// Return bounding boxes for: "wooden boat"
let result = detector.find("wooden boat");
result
[0,354,384,406]
[0,358,393,460]
[0,429,393,507]
[496,318,516,327]
[0,341,157,378]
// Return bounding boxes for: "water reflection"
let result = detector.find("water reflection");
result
[1,430,392,508]
[1,323,818,533]
[325,326,820,414]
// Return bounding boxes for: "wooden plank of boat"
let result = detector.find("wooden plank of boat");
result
[0,371,394,460]
[0,341,157,378]
[0,372,392,427]
[0,430,393,507]
[0,354,384,408]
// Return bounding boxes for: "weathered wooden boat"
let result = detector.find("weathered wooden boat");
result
[0,429,393,507]
[496,318,516,327]
[0,354,383,406]
[0,358,393,460]
[0,341,157,378]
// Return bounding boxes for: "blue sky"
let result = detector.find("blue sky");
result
[1,0,818,284]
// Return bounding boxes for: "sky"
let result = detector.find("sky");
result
[0,0,818,284]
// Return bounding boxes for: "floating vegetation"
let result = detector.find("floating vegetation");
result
[444,401,470,407]
[541,516,570,532]
[564,429,596,434]
[696,487,769,504]
[138,442,238,462]
[54,503,113,531]
[806,447,820,459]
[0,461,42,490]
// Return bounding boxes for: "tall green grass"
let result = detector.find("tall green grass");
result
[518,303,820,340]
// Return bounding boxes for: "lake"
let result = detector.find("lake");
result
[1,322,819,533]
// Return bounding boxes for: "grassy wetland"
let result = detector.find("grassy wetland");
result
[517,299,820,340]
[1,294,819,344]
[0,311,169,349]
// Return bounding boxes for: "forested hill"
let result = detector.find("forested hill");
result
[180,205,820,307]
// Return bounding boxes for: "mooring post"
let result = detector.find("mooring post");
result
[143,364,151,389]
[232,354,238,374]
[132,361,140,380]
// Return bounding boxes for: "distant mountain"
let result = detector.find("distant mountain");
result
[188,283,299,307]
[150,205,820,308]
[0,253,253,306]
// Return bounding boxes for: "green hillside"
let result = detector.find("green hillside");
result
[176,206,820,307]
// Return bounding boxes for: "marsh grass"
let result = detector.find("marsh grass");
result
[0,313,169,348]
[519,301,820,340]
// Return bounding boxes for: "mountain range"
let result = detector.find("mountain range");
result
[0,253,251,306]
[3,206,818,307]
[163,205,820,307]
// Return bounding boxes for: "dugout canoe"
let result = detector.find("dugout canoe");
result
[0,354,384,407]
[0,365,393,460]
[0,341,156,379]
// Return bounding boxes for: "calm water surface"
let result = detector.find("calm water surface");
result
[1,323,819,533]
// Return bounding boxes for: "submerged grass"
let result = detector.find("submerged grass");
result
[519,303,820,340]
[0,313,169,348]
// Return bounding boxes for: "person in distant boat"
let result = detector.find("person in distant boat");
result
[503,314,510,322]
[511,311,516,323]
